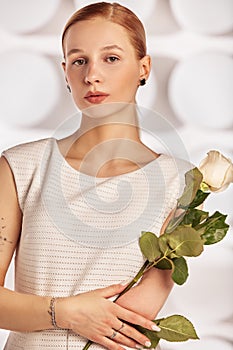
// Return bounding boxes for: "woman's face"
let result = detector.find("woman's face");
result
[62,17,150,111]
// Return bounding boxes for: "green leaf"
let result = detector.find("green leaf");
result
[198,211,229,245]
[188,189,210,209]
[165,211,186,234]
[156,315,199,342]
[177,168,203,209]
[127,315,198,348]
[139,232,161,262]
[167,226,204,257]
[172,257,189,285]
[181,208,209,227]
[158,234,180,259]
[158,234,171,255]
[134,325,160,348]
[156,257,173,270]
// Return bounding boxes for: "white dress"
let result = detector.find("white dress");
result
[2,137,192,350]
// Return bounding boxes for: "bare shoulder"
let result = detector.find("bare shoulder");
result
[0,156,16,188]
[0,156,22,286]
[0,155,22,209]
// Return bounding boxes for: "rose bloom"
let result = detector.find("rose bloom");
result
[199,150,233,192]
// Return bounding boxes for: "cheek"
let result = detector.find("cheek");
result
[66,64,84,81]
[120,72,139,94]
[116,66,140,88]
[67,71,82,85]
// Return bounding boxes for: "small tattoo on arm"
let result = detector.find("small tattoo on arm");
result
[0,217,13,252]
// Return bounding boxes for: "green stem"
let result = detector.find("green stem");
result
[114,260,151,301]
[152,255,170,267]
[82,259,151,350]
[82,340,93,350]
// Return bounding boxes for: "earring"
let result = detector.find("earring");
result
[67,84,71,93]
[140,78,146,86]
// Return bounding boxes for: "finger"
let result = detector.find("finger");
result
[117,322,151,348]
[96,282,129,299]
[112,332,137,348]
[115,304,160,332]
[115,321,125,332]
[97,335,127,350]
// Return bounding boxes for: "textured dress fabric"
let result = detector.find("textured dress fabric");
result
[2,137,192,350]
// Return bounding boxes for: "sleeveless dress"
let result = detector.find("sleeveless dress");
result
[2,137,192,350]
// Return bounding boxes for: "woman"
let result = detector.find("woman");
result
[0,2,191,349]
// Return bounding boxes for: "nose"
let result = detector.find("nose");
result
[84,62,102,85]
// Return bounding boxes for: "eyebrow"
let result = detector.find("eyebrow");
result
[101,45,124,52]
[67,45,124,57]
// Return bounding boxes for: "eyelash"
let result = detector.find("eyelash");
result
[106,56,119,63]
[72,56,120,66]
[73,58,87,66]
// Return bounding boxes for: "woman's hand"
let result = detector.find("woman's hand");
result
[56,283,159,350]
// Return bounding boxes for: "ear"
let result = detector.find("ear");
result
[139,55,151,81]
[62,61,68,83]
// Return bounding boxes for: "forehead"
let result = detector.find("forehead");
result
[64,17,135,55]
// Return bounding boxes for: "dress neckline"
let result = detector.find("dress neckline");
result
[51,137,165,180]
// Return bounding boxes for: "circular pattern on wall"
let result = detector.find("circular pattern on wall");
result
[0,1,232,349]
[170,0,233,34]
[168,52,233,129]
[0,51,61,127]
[0,0,61,34]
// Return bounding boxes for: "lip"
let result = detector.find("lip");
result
[84,91,109,104]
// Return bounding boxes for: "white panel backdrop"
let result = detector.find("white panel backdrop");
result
[0,0,232,349]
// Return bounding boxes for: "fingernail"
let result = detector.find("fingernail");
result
[151,324,161,332]
[120,278,132,286]
[108,296,115,302]
[145,341,151,348]
[135,345,144,349]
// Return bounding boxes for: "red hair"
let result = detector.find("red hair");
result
[62,2,147,59]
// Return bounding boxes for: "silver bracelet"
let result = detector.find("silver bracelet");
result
[48,297,61,329]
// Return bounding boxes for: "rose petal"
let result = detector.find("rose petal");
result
[223,162,233,184]
[199,150,233,191]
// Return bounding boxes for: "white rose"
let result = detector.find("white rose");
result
[199,150,233,192]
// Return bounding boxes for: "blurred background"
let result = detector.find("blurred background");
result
[0,0,232,349]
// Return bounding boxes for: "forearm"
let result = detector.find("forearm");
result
[116,266,173,321]
[0,286,51,332]
[139,266,174,319]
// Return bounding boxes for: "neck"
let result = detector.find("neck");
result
[75,102,142,156]
[64,103,158,176]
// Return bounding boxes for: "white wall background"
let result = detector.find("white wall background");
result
[0,0,232,349]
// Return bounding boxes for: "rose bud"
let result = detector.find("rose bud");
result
[199,150,233,192]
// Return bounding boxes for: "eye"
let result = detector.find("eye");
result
[73,58,87,66]
[106,56,119,63]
